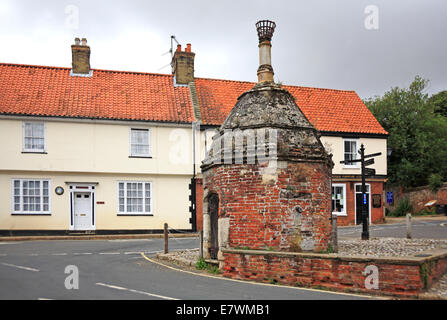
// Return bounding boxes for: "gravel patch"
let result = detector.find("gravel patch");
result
[157,248,199,267]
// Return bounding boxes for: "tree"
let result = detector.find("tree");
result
[428,90,447,118]
[364,76,447,188]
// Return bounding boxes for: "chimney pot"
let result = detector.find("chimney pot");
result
[255,20,276,83]
[171,42,195,85]
[74,37,80,45]
[81,38,87,46]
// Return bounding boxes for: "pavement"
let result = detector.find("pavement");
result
[0,216,445,300]
[0,232,197,242]
[0,238,374,300]
[338,216,447,240]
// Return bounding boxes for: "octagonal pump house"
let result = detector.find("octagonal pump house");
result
[201,20,333,261]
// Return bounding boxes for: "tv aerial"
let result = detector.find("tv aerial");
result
[158,35,180,71]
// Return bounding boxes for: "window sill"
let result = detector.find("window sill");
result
[128,155,152,159]
[332,213,347,217]
[117,214,153,216]
[22,151,47,154]
[12,213,51,216]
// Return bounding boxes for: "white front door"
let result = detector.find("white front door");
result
[74,192,93,230]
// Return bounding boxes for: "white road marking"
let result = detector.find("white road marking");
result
[1,262,39,272]
[0,254,7,257]
[99,252,121,255]
[124,250,162,255]
[37,298,54,300]
[95,282,178,300]
[73,253,92,255]
[0,242,23,245]
[51,253,67,256]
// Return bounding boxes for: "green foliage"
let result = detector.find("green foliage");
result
[429,90,447,118]
[428,173,443,192]
[195,258,208,270]
[390,197,413,217]
[364,76,447,188]
[417,207,436,216]
[318,244,335,254]
[195,258,221,274]
[207,265,221,274]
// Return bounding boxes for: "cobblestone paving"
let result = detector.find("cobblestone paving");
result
[338,238,447,257]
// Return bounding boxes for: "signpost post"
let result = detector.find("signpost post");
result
[340,144,381,240]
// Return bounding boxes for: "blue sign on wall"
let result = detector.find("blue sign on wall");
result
[386,192,393,204]
[363,194,367,205]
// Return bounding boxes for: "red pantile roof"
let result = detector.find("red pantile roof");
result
[194,77,388,135]
[0,63,387,135]
[0,63,194,123]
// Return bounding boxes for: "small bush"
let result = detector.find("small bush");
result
[195,258,208,270]
[195,258,221,274]
[429,173,443,192]
[207,265,221,274]
[390,197,413,217]
[417,208,436,216]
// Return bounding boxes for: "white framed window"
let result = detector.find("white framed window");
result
[130,128,150,157]
[23,122,45,152]
[355,184,370,194]
[118,181,152,215]
[12,179,50,214]
[343,139,359,168]
[331,183,346,216]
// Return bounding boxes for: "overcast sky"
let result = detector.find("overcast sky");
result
[0,0,446,99]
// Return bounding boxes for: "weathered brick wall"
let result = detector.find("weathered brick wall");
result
[203,160,332,252]
[222,249,447,297]
[385,183,447,213]
[195,178,203,231]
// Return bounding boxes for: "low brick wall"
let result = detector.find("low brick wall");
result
[221,248,447,298]
[385,183,447,213]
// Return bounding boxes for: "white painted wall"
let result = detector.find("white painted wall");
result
[320,136,387,176]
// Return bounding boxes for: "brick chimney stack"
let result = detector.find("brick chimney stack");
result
[255,20,276,83]
[171,43,195,85]
[71,37,91,75]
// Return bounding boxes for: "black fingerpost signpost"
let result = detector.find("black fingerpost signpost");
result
[340,144,381,240]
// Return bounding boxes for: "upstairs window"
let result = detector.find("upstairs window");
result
[23,122,45,152]
[130,128,150,157]
[343,139,359,168]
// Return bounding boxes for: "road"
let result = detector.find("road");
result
[339,219,447,239]
[0,237,371,300]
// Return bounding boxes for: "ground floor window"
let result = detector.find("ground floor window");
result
[118,181,152,215]
[331,183,346,215]
[12,179,50,214]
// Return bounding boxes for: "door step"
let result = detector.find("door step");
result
[68,230,96,235]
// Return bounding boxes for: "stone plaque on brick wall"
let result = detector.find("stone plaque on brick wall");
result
[372,194,382,208]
